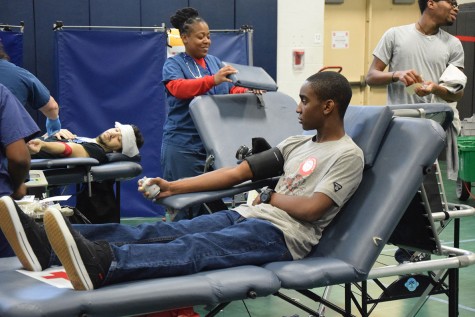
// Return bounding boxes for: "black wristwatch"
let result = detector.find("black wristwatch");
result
[259,188,274,204]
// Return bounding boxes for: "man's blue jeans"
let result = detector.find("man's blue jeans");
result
[74,210,293,286]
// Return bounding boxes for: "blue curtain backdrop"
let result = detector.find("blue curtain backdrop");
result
[55,29,248,217]
[56,30,167,217]
[209,32,248,65]
[0,31,23,66]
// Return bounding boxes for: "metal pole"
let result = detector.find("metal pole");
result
[52,21,166,32]
[247,28,254,66]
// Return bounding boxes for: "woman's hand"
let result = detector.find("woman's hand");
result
[213,65,238,85]
[41,129,77,140]
[53,129,77,140]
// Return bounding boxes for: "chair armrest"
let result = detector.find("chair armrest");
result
[30,158,100,169]
[156,177,279,210]
[388,103,454,131]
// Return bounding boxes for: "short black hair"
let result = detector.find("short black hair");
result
[419,0,428,14]
[131,125,144,149]
[170,7,206,35]
[306,72,352,119]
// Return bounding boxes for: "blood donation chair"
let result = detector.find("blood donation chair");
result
[168,94,475,316]
[27,153,142,219]
[29,153,141,188]
[0,68,474,316]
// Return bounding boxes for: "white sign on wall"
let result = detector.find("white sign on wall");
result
[331,31,349,49]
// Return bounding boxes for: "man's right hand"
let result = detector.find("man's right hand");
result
[138,177,171,200]
[394,69,424,86]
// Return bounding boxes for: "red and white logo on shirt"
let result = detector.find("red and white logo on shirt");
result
[299,157,317,176]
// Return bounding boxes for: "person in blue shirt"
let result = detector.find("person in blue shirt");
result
[0,83,41,257]
[0,40,72,139]
[161,7,250,220]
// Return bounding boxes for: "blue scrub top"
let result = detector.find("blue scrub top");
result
[0,59,50,110]
[162,53,233,151]
[0,84,40,258]
[0,84,40,197]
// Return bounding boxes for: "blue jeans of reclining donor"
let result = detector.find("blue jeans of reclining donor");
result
[66,210,293,285]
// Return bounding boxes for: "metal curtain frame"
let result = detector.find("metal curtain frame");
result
[52,22,254,66]
[52,21,166,32]
[0,22,24,33]
[211,25,254,66]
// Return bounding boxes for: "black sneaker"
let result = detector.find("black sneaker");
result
[395,248,431,264]
[0,196,51,271]
[43,207,112,290]
[395,248,413,264]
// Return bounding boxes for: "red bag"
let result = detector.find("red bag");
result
[143,307,200,317]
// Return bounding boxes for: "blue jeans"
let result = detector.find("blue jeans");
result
[74,210,292,286]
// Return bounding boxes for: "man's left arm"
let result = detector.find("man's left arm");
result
[417,77,464,102]
[261,191,335,223]
[259,152,364,223]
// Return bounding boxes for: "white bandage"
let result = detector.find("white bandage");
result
[115,122,139,157]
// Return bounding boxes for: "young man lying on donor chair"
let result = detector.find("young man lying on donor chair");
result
[27,122,144,163]
[0,71,364,290]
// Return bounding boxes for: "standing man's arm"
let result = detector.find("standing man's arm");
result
[366,56,423,87]
[6,139,31,200]
[365,57,393,86]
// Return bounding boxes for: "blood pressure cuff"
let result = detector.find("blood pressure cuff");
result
[244,147,284,181]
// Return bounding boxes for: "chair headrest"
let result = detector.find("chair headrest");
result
[222,62,278,91]
[304,106,393,167]
[344,106,393,167]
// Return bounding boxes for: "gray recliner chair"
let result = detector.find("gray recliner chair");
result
[0,71,473,317]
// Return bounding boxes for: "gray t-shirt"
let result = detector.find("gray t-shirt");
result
[235,134,364,259]
[372,23,464,105]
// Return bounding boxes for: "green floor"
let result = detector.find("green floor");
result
[122,161,475,317]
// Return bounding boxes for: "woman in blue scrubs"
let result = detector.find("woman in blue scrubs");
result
[161,7,249,219]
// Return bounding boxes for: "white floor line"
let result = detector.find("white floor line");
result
[426,296,475,313]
